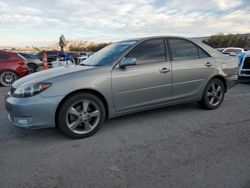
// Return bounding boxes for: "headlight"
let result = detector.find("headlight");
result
[13,83,52,98]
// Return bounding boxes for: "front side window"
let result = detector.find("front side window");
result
[168,39,200,60]
[126,39,166,64]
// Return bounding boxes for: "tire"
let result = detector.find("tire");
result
[28,63,38,73]
[56,93,106,139]
[0,71,18,87]
[199,78,225,110]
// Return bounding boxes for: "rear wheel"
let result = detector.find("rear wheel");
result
[199,78,225,110]
[0,71,18,87]
[56,93,106,139]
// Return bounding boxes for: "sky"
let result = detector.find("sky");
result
[0,0,249,47]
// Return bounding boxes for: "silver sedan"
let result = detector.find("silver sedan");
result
[5,36,238,139]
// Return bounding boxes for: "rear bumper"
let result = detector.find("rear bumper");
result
[226,74,238,89]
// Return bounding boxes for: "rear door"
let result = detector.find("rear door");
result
[111,38,172,112]
[167,38,215,101]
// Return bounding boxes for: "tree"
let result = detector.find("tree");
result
[203,33,250,48]
[68,42,111,52]
[59,35,67,52]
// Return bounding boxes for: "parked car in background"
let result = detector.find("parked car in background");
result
[18,52,32,59]
[0,50,29,86]
[70,52,93,64]
[32,50,60,62]
[78,55,88,64]
[222,47,244,56]
[238,51,250,79]
[5,36,238,139]
[26,58,44,72]
[27,50,60,72]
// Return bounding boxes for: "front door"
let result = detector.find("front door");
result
[111,38,172,112]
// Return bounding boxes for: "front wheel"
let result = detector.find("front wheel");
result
[199,78,225,110]
[56,93,106,139]
[0,71,18,87]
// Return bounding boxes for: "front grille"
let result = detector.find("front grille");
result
[242,57,250,69]
[240,70,250,75]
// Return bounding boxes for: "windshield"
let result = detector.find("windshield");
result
[82,41,137,66]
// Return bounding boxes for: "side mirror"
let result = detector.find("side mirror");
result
[119,58,136,68]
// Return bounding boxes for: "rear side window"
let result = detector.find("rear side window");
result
[198,48,210,58]
[168,39,199,60]
[0,53,8,61]
[126,39,166,64]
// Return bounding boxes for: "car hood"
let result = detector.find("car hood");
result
[12,65,95,88]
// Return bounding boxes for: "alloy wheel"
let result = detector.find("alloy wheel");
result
[66,99,101,134]
[0,71,17,86]
[207,81,223,107]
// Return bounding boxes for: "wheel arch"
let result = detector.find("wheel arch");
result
[27,62,38,68]
[55,89,109,126]
[209,75,227,92]
[0,69,19,76]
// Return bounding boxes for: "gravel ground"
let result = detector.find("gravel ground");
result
[0,83,250,188]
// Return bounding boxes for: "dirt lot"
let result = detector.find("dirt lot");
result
[0,83,250,188]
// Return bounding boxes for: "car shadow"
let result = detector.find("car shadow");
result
[3,102,200,142]
[100,102,200,133]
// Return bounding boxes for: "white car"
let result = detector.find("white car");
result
[51,60,74,68]
[239,51,250,78]
[78,55,89,64]
[222,47,244,56]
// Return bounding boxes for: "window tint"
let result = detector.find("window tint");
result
[83,41,135,66]
[0,53,8,61]
[198,47,210,58]
[47,51,57,56]
[126,39,166,64]
[169,39,199,60]
[34,52,43,59]
[225,49,242,54]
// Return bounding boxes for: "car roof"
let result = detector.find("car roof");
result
[0,50,15,55]
[223,47,244,50]
[120,36,188,43]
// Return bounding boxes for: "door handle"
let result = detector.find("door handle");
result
[159,67,170,73]
[205,62,213,67]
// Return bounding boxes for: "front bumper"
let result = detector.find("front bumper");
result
[5,94,64,129]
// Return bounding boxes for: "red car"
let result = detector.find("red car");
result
[0,50,29,87]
